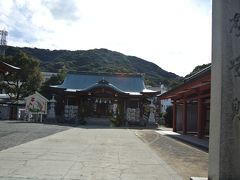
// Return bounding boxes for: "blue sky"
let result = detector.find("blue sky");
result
[0,0,212,76]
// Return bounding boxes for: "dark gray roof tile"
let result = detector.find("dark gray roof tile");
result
[56,73,146,93]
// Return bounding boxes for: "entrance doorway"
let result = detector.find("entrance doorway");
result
[92,98,113,117]
[96,103,108,116]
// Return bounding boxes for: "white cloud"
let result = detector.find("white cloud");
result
[43,0,80,21]
[0,0,212,76]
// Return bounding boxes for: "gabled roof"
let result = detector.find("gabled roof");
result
[53,72,148,93]
[25,92,49,102]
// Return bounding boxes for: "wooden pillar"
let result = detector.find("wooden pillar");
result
[182,98,187,135]
[139,98,143,118]
[172,100,177,132]
[65,95,69,106]
[123,98,126,114]
[77,94,81,117]
[197,96,204,138]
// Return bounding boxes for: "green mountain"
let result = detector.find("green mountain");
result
[5,46,182,87]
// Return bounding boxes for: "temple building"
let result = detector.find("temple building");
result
[50,72,158,125]
[0,61,20,75]
[0,61,21,120]
[158,66,211,138]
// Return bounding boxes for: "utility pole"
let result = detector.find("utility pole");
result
[0,29,8,57]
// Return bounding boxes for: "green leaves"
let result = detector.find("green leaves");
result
[43,67,67,86]
[1,51,43,100]
[185,63,211,78]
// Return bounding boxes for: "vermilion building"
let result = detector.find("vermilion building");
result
[158,66,211,138]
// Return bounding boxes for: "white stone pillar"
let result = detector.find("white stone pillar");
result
[209,1,240,179]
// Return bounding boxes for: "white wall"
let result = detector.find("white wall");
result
[160,99,172,113]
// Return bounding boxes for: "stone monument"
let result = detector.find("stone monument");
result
[209,1,240,179]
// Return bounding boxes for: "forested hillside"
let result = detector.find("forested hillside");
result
[184,63,211,78]
[5,46,182,87]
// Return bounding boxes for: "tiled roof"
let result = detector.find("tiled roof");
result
[54,72,146,93]
[0,61,20,73]
[158,65,211,99]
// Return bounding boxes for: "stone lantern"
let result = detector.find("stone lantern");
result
[47,95,56,121]
[148,99,156,124]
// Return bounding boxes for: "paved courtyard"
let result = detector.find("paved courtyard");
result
[136,130,208,179]
[0,122,181,180]
[0,121,71,151]
[0,121,208,179]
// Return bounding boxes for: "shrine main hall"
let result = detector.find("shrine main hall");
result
[50,72,157,125]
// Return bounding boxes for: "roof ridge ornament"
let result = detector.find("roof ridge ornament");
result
[98,78,109,85]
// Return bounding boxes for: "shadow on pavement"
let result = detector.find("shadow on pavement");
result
[166,134,209,152]
[4,120,154,130]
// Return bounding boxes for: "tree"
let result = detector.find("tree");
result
[0,51,43,100]
[40,67,66,100]
[43,67,66,86]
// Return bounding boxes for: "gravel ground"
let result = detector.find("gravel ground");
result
[0,120,72,151]
[135,129,208,179]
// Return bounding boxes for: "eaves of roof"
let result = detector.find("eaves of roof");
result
[158,65,211,100]
[0,61,20,73]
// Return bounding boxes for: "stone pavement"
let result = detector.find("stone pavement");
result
[0,121,71,151]
[0,127,182,180]
[136,129,208,179]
